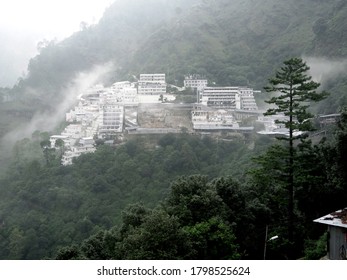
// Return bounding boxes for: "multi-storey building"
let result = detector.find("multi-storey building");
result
[49,135,71,149]
[98,104,124,137]
[200,87,238,109]
[236,88,258,111]
[50,124,83,149]
[139,74,166,82]
[112,81,133,91]
[184,74,208,90]
[191,104,240,131]
[120,87,138,105]
[138,74,166,95]
[61,138,96,165]
[200,86,258,110]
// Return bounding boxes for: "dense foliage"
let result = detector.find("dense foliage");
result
[0,0,347,260]
[263,58,328,254]
[1,0,347,147]
[0,105,346,260]
[0,133,267,259]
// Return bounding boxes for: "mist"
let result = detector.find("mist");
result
[0,28,49,87]
[1,62,114,147]
[0,0,114,87]
[304,56,347,88]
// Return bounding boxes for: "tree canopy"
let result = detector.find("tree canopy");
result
[255,57,328,257]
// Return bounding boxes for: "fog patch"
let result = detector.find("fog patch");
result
[303,56,347,88]
[2,62,114,147]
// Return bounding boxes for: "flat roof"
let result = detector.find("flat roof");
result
[50,135,69,139]
[314,208,347,229]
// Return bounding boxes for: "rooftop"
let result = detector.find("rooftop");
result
[314,208,347,229]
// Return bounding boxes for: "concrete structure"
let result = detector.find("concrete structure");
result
[138,74,166,95]
[61,124,83,138]
[317,113,341,128]
[191,104,242,131]
[121,87,139,105]
[124,106,139,130]
[184,74,208,90]
[108,81,139,105]
[200,86,258,111]
[200,87,237,109]
[236,88,258,111]
[257,115,285,134]
[139,74,166,82]
[256,114,304,137]
[57,78,261,164]
[112,81,133,91]
[314,208,347,260]
[98,104,124,138]
[50,135,70,149]
[61,143,96,165]
[79,137,95,146]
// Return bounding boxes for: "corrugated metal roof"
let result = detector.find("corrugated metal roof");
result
[314,208,347,229]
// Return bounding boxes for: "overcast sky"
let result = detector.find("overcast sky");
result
[0,0,115,87]
[0,0,114,39]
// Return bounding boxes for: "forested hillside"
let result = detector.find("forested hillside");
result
[128,0,327,85]
[0,0,347,260]
[8,0,199,107]
[1,0,347,141]
[0,133,269,259]
[1,109,346,259]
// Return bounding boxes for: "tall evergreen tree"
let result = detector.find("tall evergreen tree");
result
[263,57,328,255]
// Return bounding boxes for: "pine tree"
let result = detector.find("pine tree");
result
[263,57,328,255]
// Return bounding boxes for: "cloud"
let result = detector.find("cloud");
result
[2,62,115,147]
[0,0,114,86]
[303,56,347,88]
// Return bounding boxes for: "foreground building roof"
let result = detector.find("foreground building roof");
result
[314,208,347,229]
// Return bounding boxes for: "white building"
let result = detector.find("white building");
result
[139,74,166,83]
[61,144,96,165]
[236,88,258,111]
[138,74,167,95]
[112,81,133,91]
[257,114,302,137]
[66,102,84,123]
[256,115,283,133]
[184,74,208,90]
[200,87,238,109]
[79,137,95,146]
[62,124,83,138]
[200,86,258,110]
[98,104,124,137]
[49,135,70,149]
[120,87,139,105]
[191,105,240,131]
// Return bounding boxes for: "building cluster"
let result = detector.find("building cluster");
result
[138,74,166,95]
[187,75,260,132]
[51,81,139,165]
[50,73,262,165]
[184,74,208,90]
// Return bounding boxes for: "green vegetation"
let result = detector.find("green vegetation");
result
[0,133,266,259]
[0,0,347,260]
[1,0,347,137]
[0,102,346,259]
[55,176,243,260]
[263,58,328,252]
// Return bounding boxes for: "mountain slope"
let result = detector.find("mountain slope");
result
[127,0,344,88]
[312,0,347,56]
[22,0,199,102]
[1,0,347,145]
